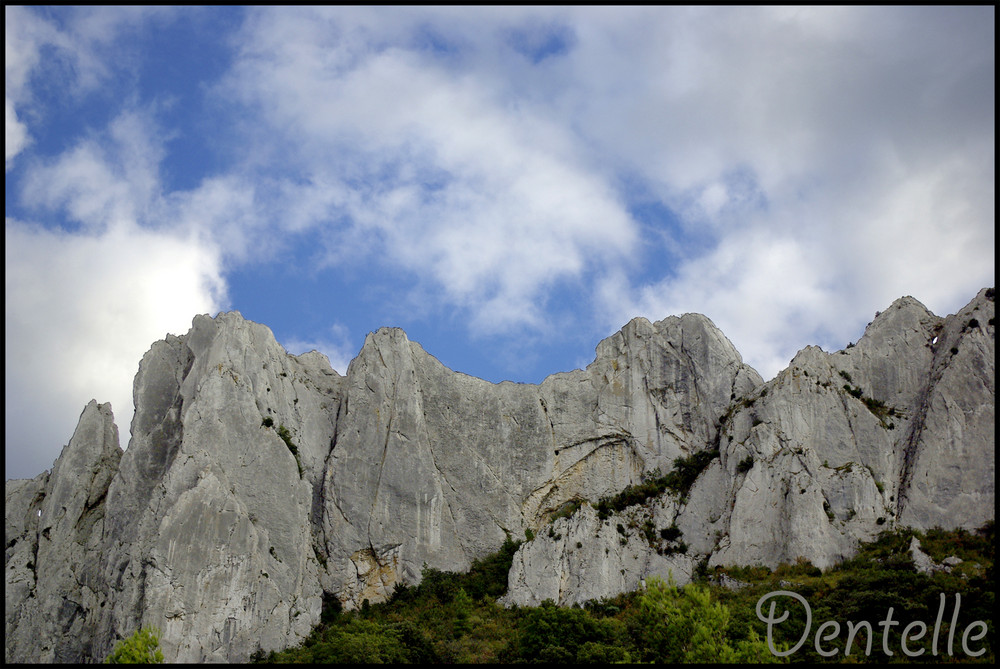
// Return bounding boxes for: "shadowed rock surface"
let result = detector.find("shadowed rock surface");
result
[6,288,994,661]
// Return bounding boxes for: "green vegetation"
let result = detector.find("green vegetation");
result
[843,383,864,399]
[549,499,583,524]
[839,383,897,429]
[104,627,164,664]
[595,449,719,519]
[276,424,303,478]
[520,600,632,663]
[255,520,994,664]
[635,575,782,663]
[715,522,994,664]
[260,418,303,476]
[259,537,524,663]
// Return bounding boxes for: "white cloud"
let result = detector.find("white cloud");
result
[5,99,29,166]
[5,6,175,168]
[19,108,173,229]
[222,7,639,334]
[576,6,994,377]
[5,5,55,168]
[599,145,995,381]
[599,229,831,380]
[5,219,225,479]
[6,101,233,479]
[5,6,993,477]
[215,5,993,377]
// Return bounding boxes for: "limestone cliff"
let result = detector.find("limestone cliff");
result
[5,289,994,662]
[503,288,995,606]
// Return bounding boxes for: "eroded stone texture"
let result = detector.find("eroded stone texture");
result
[502,498,696,607]
[896,290,995,530]
[5,472,49,663]
[5,401,120,663]
[502,289,993,604]
[703,289,995,571]
[95,313,339,662]
[324,313,759,607]
[5,289,993,660]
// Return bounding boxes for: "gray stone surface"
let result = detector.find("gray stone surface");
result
[703,288,994,571]
[323,313,758,607]
[502,497,696,607]
[95,313,338,662]
[5,289,994,661]
[5,401,121,663]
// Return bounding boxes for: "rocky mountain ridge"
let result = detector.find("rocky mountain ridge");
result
[5,288,994,662]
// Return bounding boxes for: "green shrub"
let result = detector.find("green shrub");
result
[843,384,864,399]
[660,525,682,542]
[632,576,783,663]
[314,618,431,663]
[452,588,473,638]
[641,519,657,546]
[550,498,583,523]
[276,425,303,477]
[596,450,719,519]
[461,535,521,600]
[520,600,629,663]
[663,449,718,499]
[774,557,822,578]
[104,627,164,664]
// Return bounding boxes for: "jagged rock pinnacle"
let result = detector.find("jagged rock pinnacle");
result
[6,289,994,661]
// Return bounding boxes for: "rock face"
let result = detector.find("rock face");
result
[5,401,120,662]
[5,289,994,662]
[323,313,760,607]
[504,288,995,606]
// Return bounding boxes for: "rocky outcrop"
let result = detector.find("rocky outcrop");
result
[8,314,342,663]
[705,289,994,570]
[323,313,760,607]
[5,401,120,662]
[908,536,963,575]
[503,496,697,607]
[5,289,994,661]
[503,288,994,606]
[95,313,341,662]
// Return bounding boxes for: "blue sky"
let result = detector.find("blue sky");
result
[6,6,995,480]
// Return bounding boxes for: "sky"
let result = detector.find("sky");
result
[5,6,994,480]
